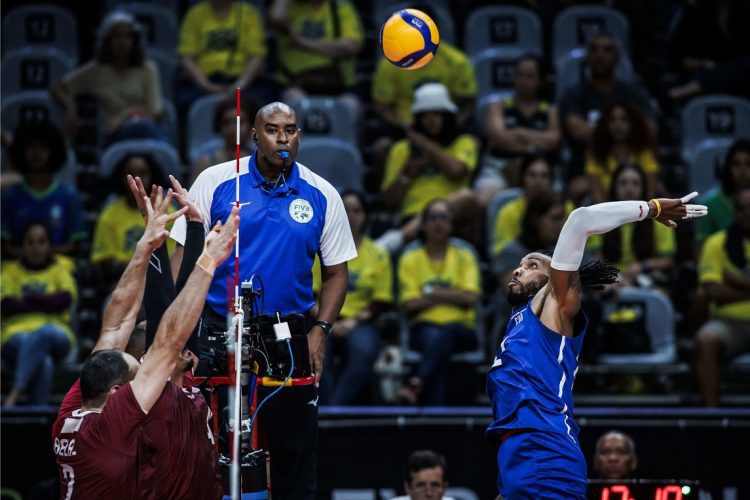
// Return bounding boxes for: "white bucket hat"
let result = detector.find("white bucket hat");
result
[411,83,458,114]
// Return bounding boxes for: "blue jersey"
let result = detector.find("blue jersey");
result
[1,181,86,246]
[486,300,587,443]
[171,152,356,316]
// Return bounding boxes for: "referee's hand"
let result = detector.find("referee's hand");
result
[308,326,326,387]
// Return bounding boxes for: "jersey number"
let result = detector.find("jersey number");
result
[61,464,75,500]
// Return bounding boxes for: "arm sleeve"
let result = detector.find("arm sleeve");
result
[176,221,206,292]
[144,244,176,350]
[551,200,650,271]
[170,172,214,245]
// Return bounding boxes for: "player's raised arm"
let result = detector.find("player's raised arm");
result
[548,192,707,319]
[94,184,187,353]
[131,206,239,412]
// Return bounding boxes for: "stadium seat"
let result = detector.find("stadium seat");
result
[100,139,183,181]
[598,287,677,366]
[688,139,733,194]
[552,5,630,63]
[111,3,178,56]
[485,187,523,256]
[1,90,65,132]
[187,94,226,164]
[464,6,542,57]
[473,48,531,124]
[105,0,179,13]
[149,50,177,102]
[681,94,750,160]
[287,96,359,144]
[296,137,364,191]
[2,4,78,64]
[554,47,636,101]
[1,47,74,96]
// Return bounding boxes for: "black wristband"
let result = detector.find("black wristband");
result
[314,320,333,336]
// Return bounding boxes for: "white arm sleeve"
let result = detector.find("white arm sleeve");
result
[551,200,650,271]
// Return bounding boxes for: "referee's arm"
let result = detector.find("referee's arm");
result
[308,262,348,385]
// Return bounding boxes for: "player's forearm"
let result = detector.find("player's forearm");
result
[96,242,152,352]
[317,264,348,324]
[552,200,653,272]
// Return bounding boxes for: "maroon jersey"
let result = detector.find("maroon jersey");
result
[53,380,146,499]
[139,381,223,499]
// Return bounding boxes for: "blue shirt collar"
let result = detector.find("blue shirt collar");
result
[248,150,300,194]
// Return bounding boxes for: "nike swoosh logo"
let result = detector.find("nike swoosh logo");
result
[307,396,319,407]
[492,357,502,368]
[230,202,252,208]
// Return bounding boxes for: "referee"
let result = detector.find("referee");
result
[169,102,356,499]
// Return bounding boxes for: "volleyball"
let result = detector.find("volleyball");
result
[379,9,439,70]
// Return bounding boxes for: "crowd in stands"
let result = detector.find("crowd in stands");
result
[1,0,750,408]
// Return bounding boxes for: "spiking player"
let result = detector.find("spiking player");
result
[487,192,707,499]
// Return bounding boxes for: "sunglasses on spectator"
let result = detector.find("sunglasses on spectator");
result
[426,213,451,222]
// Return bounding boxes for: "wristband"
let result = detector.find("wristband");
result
[196,254,216,275]
[649,199,662,219]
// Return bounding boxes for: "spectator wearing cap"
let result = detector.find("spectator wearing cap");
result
[378,83,480,252]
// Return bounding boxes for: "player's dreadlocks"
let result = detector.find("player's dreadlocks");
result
[578,259,620,289]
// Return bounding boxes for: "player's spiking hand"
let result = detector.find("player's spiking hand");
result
[648,191,708,229]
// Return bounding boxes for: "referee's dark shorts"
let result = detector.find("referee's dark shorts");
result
[199,308,319,500]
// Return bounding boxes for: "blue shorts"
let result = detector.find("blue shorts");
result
[496,430,587,499]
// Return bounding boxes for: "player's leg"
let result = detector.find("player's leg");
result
[329,322,381,405]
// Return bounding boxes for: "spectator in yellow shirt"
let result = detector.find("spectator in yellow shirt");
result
[91,153,172,290]
[696,187,750,407]
[379,83,480,252]
[1,223,77,406]
[586,101,659,204]
[268,0,364,113]
[587,163,676,288]
[177,0,268,115]
[397,200,481,405]
[313,191,394,405]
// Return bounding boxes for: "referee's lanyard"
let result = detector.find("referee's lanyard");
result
[260,171,291,197]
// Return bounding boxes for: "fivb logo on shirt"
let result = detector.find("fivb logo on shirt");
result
[289,198,313,224]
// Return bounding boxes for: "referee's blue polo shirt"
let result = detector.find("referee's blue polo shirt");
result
[170,151,357,316]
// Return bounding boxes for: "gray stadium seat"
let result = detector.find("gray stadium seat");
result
[189,137,224,166]
[598,287,676,365]
[552,5,630,63]
[464,6,542,57]
[287,96,359,144]
[688,139,733,194]
[100,139,183,181]
[187,93,226,163]
[295,137,364,191]
[472,47,530,124]
[485,187,523,256]
[1,47,74,96]
[2,4,78,64]
[681,95,750,160]
[105,0,179,13]
[554,47,636,101]
[1,90,65,132]
[149,50,176,102]
[111,3,178,55]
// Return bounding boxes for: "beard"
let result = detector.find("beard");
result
[507,277,547,307]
